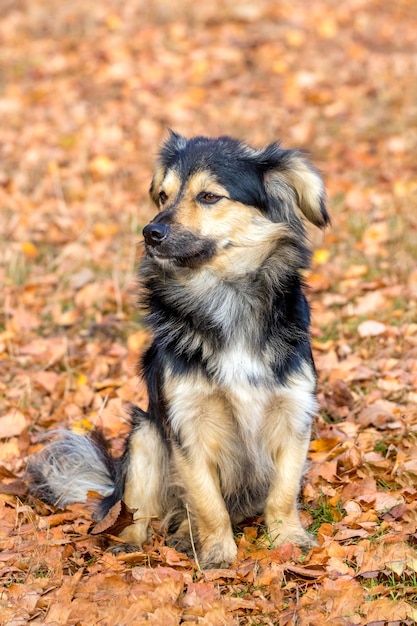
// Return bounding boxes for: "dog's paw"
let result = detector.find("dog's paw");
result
[297,530,318,550]
[267,522,317,550]
[278,530,317,550]
[200,538,238,569]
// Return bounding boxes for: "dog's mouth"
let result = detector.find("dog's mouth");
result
[146,246,213,268]
[143,225,216,268]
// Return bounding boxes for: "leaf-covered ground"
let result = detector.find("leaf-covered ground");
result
[1,0,417,624]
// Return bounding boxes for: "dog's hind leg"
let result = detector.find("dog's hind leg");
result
[116,417,169,550]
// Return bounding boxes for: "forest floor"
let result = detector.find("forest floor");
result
[1,0,417,624]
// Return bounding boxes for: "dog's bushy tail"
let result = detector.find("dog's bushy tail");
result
[27,430,116,510]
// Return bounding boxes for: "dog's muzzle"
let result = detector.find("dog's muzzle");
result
[143,223,170,247]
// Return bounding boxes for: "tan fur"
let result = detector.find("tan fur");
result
[159,169,182,204]
[150,163,168,204]
[165,172,229,233]
[266,154,326,227]
[205,216,294,276]
[187,172,227,200]
[172,447,238,566]
[282,155,325,226]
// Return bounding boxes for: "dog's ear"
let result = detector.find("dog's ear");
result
[150,131,187,205]
[262,146,329,228]
[162,129,188,158]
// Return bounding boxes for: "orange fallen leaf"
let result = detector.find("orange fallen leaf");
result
[364,597,408,622]
[317,523,334,544]
[0,410,27,438]
[33,370,59,393]
[310,437,341,453]
[127,330,150,353]
[0,480,28,496]
[307,272,331,292]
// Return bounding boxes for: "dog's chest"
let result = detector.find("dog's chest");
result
[209,345,275,442]
[226,379,273,442]
[209,339,271,388]
[213,380,276,510]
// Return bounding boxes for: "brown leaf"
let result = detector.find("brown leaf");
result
[202,568,238,582]
[331,379,355,407]
[364,597,408,623]
[38,508,86,528]
[356,403,393,427]
[33,371,59,393]
[0,410,27,438]
[317,523,335,544]
[181,582,220,609]
[91,500,137,537]
[255,562,284,586]
[283,564,325,579]
[0,480,28,496]
[310,437,341,453]
[157,546,192,567]
[0,465,17,479]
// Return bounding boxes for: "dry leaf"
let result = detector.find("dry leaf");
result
[33,371,59,393]
[357,320,387,338]
[0,411,27,438]
[91,500,137,537]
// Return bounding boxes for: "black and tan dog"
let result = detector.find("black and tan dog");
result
[28,132,329,567]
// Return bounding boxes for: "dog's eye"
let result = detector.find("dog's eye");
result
[159,191,168,205]
[198,192,222,204]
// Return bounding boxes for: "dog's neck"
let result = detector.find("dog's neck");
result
[140,241,309,335]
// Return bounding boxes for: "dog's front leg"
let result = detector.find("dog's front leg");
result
[165,376,237,567]
[264,376,317,549]
[265,428,315,548]
[172,445,237,568]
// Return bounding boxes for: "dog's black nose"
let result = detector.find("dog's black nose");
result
[143,223,169,246]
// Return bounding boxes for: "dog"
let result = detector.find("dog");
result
[28,132,329,568]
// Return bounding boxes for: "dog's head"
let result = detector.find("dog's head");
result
[143,132,328,271]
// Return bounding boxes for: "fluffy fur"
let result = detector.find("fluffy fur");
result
[28,132,329,567]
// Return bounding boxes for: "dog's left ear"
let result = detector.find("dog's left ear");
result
[263,148,329,228]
